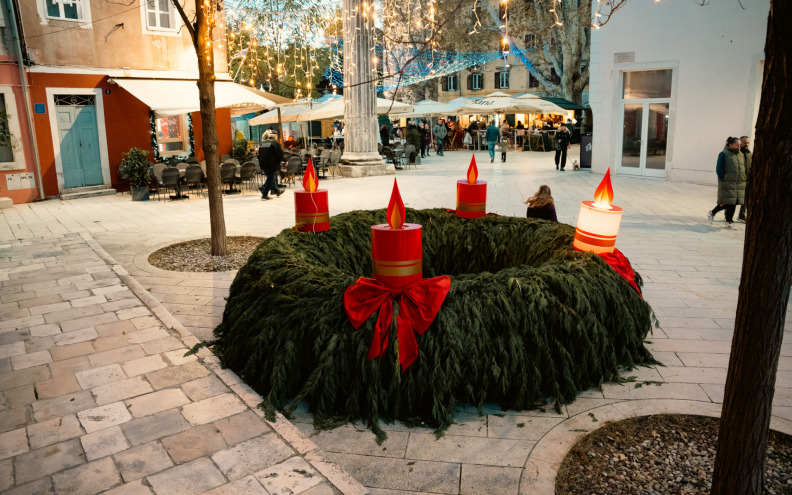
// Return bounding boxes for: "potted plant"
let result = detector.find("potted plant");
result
[232,137,249,163]
[119,147,151,201]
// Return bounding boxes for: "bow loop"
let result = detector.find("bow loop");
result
[344,276,451,371]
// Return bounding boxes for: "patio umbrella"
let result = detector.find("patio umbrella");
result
[515,94,568,115]
[297,97,412,121]
[248,102,309,125]
[455,91,566,115]
[397,99,479,118]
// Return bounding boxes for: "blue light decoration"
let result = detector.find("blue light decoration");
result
[327,38,556,91]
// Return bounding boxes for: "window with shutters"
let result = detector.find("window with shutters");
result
[445,75,457,92]
[495,72,509,89]
[471,73,482,90]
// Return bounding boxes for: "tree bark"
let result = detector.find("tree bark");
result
[711,1,792,493]
[173,0,227,256]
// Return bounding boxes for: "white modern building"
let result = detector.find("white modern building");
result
[588,0,769,183]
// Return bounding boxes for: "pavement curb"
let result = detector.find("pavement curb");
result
[79,231,369,495]
[523,398,792,492]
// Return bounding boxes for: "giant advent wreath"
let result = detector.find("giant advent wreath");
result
[211,208,657,439]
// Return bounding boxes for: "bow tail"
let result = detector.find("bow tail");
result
[395,309,420,371]
[368,297,394,361]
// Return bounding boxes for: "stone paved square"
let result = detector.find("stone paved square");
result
[0,148,789,494]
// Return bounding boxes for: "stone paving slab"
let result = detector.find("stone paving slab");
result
[0,231,365,494]
[1,149,791,494]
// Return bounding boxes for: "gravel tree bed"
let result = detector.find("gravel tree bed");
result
[148,236,265,272]
[556,414,792,494]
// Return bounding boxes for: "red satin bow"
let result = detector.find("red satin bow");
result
[344,276,451,371]
[598,248,642,297]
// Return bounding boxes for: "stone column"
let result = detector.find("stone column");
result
[339,0,394,177]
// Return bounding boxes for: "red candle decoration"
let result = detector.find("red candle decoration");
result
[456,155,487,218]
[573,169,623,254]
[371,179,422,288]
[294,157,329,232]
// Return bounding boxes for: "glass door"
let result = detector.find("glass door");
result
[619,102,669,177]
[644,103,669,177]
[620,104,643,174]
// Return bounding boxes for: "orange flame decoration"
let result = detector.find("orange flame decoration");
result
[593,168,614,208]
[386,178,406,229]
[467,155,478,184]
[302,157,318,193]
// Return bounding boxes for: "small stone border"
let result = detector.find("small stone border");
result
[521,398,792,494]
[80,232,368,495]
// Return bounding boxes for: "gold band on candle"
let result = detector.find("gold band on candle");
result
[456,201,486,212]
[296,212,330,223]
[372,258,422,277]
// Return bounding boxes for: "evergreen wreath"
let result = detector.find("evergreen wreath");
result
[212,208,657,439]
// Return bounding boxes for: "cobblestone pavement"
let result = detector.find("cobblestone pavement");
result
[1,147,791,494]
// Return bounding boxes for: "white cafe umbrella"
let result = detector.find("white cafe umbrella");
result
[396,100,455,118]
[515,94,568,115]
[248,102,310,126]
[297,97,412,121]
[456,91,565,115]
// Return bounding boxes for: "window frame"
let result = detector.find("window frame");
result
[445,75,457,92]
[471,73,483,90]
[40,0,90,23]
[140,0,180,35]
[155,114,189,157]
[0,88,27,171]
[498,71,509,89]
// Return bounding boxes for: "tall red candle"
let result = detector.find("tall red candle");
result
[456,155,487,218]
[371,179,422,288]
[294,158,329,232]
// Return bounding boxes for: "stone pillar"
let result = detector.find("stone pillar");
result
[339,0,394,177]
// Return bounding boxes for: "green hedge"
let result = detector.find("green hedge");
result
[212,209,657,439]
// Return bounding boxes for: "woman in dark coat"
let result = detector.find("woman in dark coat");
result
[708,136,747,228]
[525,185,558,222]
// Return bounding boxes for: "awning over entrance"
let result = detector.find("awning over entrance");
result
[110,78,277,116]
[539,97,586,110]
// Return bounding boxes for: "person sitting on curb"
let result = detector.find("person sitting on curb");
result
[525,185,558,222]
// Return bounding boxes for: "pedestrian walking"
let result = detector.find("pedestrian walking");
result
[485,121,500,163]
[432,119,448,156]
[555,124,571,171]
[498,138,508,162]
[525,185,558,222]
[257,135,284,200]
[737,135,752,221]
[418,123,429,158]
[708,136,747,229]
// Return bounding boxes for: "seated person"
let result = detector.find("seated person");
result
[284,135,298,149]
[515,121,525,130]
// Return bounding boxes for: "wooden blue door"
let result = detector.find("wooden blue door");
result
[56,96,102,189]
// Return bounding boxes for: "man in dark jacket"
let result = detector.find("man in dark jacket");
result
[555,125,571,171]
[258,136,284,200]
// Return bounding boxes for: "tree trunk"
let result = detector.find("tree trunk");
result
[194,0,227,257]
[711,2,792,493]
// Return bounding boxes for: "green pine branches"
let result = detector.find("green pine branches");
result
[212,209,657,437]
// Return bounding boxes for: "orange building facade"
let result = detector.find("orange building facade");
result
[1,0,234,203]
